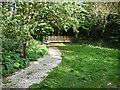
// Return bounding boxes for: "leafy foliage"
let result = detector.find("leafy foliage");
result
[2,2,119,45]
[2,51,29,77]
[30,22,54,43]
[2,45,48,77]
[26,46,48,61]
[2,80,12,84]
[2,35,21,52]
[84,2,119,46]
[14,62,20,68]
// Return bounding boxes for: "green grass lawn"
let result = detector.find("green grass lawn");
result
[30,43,119,88]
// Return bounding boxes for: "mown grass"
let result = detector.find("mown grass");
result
[30,44,119,88]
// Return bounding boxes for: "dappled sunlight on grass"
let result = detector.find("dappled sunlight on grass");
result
[88,44,118,51]
[30,43,118,88]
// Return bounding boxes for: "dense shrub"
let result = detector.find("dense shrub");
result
[2,37,22,52]
[30,22,54,43]
[28,39,42,46]
[2,52,30,77]
[26,46,48,61]
[2,44,48,77]
[104,14,119,48]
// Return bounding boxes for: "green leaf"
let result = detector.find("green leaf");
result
[14,62,20,68]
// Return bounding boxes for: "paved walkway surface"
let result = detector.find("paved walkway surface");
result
[2,47,62,88]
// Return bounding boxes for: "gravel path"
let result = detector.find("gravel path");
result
[2,47,62,88]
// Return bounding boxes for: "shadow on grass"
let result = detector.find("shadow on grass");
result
[29,43,119,88]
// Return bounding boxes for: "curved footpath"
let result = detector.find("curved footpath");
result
[2,47,62,88]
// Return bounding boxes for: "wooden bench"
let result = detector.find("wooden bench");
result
[46,36,74,43]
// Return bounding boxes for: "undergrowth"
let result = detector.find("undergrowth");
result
[2,42,48,77]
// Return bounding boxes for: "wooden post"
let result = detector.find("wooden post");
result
[23,40,26,59]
